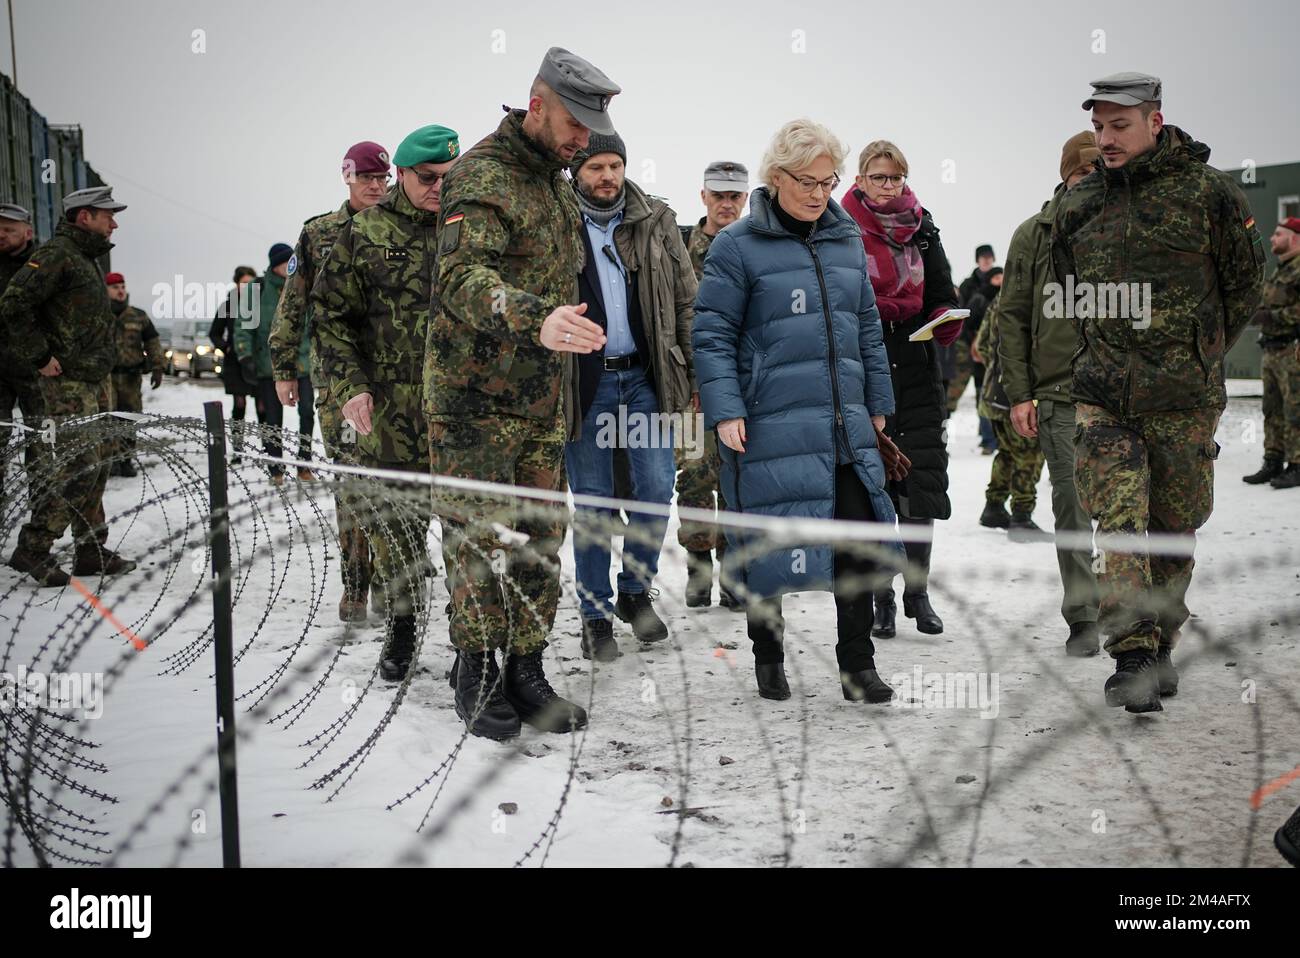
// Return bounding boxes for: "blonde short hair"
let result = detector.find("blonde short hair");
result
[857,140,909,176]
[759,119,849,190]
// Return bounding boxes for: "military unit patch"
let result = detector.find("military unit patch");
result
[286,253,298,275]
[440,213,464,255]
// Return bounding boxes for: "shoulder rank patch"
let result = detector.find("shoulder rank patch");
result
[383,248,409,262]
[440,212,464,255]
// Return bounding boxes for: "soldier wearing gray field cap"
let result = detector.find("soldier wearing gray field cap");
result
[703,160,749,194]
[62,185,127,214]
[537,46,621,134]
[1081,71,1162,110]
[0,202,32,223]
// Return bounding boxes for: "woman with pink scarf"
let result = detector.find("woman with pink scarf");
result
[841,140,962,638]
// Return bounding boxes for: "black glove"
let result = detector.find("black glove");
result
[150,368,164,389]
[240,357,257,384]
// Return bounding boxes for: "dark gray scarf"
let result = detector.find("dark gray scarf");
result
[575,184,627,227]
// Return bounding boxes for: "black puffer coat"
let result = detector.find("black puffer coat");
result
[880,213,957,520]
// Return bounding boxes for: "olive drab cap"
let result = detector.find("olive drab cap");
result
[703,161,749,192]
[62,185,127,214]
[1082,72,1162,110]
[537,46,621,135]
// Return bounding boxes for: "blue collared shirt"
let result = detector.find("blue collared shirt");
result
[584,212,634,357]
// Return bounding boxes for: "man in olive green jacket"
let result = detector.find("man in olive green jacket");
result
[997,131,1102,656]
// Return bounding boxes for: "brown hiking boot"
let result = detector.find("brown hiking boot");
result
[72,548,137,577]
[8,549,71,588]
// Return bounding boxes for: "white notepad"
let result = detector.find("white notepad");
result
[908,308,971,342]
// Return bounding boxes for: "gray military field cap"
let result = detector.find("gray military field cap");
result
[63,185,126,214]
[1082,71,1163,110]
[0,202,31,223]
[703,161,749,193]
[538,46,621,135]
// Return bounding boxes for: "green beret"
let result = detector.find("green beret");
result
[393,124,461,166]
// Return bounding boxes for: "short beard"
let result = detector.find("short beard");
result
[577,181,624,209]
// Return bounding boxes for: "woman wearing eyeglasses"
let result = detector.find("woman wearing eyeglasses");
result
[693,119,906,704]
[841,141,962,638]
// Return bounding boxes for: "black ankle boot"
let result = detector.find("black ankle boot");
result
[1007,512,1047,542]
[615,590,668,642]
[685,550,713,608]
[1065,621,1099,657]
[755,662,790,700]
[1243,455,1283,484]
[979,501,1010,528]
[502,649,588,733]
[903,591,943,634]
[379,615,418,681]
[1155,646,1178,697]
[580,617,618,662]
[450,649,521,740]
[841,668,894,703]
[1104,649,1162,713]
[872,590,896,638]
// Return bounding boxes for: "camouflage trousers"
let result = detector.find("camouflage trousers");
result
[1260,346,1300,462]
[0,377,46,520]
[674,427,729,555]
[430,416,565,655]
[986,416,1045,513]
[357,454,431,617]
[946,339,974,412]
[1074,403,1218,656]
[110,372,143,458]
[317,388,371,596]
[15,377,111,558]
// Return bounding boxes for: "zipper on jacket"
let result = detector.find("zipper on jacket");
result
[806,235,849,451]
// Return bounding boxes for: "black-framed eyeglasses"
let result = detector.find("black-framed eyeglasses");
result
[864,173,907,188]
[408,168,448,187]
[780,167,841,196]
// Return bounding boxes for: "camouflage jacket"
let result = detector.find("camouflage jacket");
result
[425,108,584,434]
[1255,250,1300,342]
[0,239,37,386]
[312,184,438,464]
[112,299,165,373]
[270,201,354,383]
[1052,126,1265,416]
[0,221,116,383]
[685,217,716,281]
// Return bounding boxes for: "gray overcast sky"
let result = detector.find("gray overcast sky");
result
[5,0,1299,321]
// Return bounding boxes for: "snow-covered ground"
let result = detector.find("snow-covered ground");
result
[2,376,1297,867]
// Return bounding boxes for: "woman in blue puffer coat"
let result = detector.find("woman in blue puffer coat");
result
[692,119,906,705]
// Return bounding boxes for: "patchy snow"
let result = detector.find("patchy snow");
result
[2,377,1296,867]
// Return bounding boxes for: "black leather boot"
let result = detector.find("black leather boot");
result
[1243,454,1283,484]
[580,617,618,662]
[1007,512,1048,542]
[1065,621,1100,657]
[685,550,713,608]
[979,501,1010,528]
[379,615,418,681]
[1271,463,1300,489]
[615,590,669,642]
[450,649,521,740]
[1104,649,1162,713]
[755,662,790,700]
[872,590,896,638]
[903,592,943,634]
[841,668,895,703]
[1155,646,1179,696]
[502,649,588,733]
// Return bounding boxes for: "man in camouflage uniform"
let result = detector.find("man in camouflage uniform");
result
[270,141,391,621]
[972,293,1046,540]
[1242,216,1300,488]
[104,272,164,477]
[998,131,1103,656]
[313,125,456,680]
[0,187,138,586]
[0,203,44,522]
[677,161,747,610]
[1053,73,1265,712]
[426,47,619,740]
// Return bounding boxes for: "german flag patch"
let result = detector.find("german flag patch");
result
[440,212,464,255]
[1244,216,1255,230]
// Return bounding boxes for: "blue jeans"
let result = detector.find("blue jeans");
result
[565,366,676,621]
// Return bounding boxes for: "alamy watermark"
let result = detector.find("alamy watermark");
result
[1042,276,1152,330]
[593,404,705,460]
[889,665,1000,719]
[0,667,104,720]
